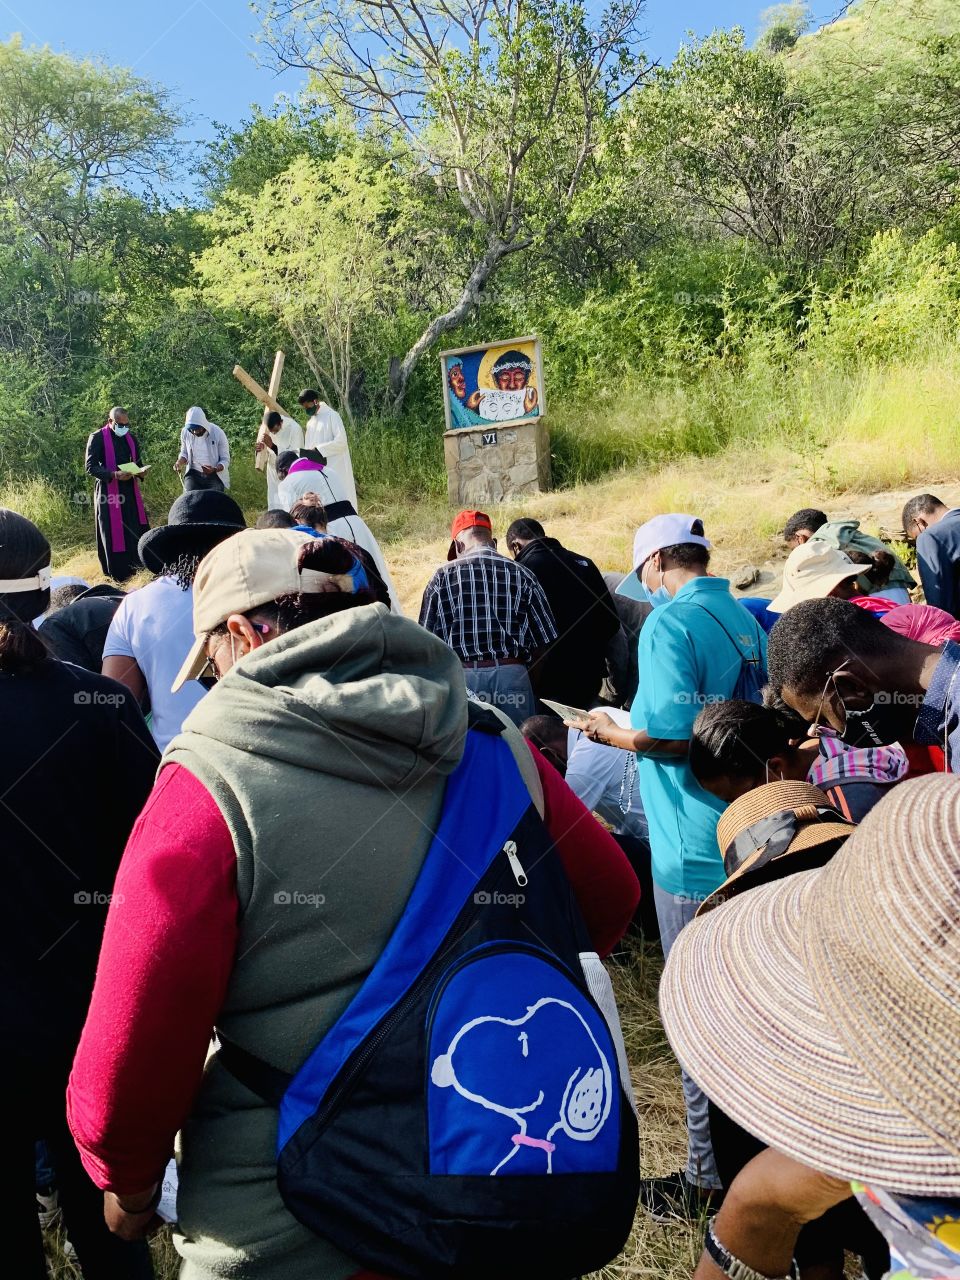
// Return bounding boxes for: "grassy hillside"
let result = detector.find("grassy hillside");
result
[14,338,957,613]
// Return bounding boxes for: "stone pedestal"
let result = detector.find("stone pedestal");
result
[443,419,551,506]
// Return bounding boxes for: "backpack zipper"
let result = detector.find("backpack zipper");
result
[504,840,527,885]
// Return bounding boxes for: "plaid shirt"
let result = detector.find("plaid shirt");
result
[419,546,557,663]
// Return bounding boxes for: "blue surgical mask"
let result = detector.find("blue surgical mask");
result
[112,424,130,436]
[639,559,671,608]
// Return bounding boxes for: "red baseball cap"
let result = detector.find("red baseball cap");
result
[448,509,493,560]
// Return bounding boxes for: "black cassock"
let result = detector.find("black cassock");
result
[83,429,151,582]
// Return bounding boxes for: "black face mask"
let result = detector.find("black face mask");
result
[839,696,917,749]
[813,664,919,748]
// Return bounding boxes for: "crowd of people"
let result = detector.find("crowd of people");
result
[7,404,960,1280]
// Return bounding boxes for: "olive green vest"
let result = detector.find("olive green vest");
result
[162,606,542,1280]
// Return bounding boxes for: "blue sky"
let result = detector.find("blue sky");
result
[4,1,781,192]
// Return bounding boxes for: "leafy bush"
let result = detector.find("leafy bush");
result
[806,230,960,365]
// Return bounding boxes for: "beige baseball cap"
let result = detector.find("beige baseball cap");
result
[171,528,351,692]
[767,541,861,615]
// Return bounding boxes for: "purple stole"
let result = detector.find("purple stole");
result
[100,425,148,553]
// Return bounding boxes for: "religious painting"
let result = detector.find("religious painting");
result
[440,336,545,432]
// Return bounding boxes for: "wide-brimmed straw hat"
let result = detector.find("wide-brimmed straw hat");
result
[699,780,855,914]
[660,774,960,1195]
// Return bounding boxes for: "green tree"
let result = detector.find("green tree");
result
[757,4,810,54]
[196,152,407,421]
[0,37,179,261]
[621,29,890,269]
[256,0,648,409]
[0,38,181,472]
[197,101,337,199]
[790,0,960,234]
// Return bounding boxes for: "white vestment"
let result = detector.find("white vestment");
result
[263,416,305,508]
[276,467,402,615]
[304,404,357,513]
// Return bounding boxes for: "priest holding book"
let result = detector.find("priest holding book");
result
[84,406,151,582]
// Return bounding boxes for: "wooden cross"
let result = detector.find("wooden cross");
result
[233,351,291,471]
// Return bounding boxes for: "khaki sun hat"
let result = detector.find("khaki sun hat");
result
[699,780,855,915]
[767,541,861,615]
[171,528,359,692]
[660,773,960,1196]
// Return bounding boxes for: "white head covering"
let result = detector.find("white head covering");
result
[185,406,212,431]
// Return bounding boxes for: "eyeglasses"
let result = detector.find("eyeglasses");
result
[195,650,219,689]
[810,661,852,737]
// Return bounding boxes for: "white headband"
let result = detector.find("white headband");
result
[0,565,52,593]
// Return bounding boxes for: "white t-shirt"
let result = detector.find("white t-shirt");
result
[565,707,648,841]
[102,575,205,751]
[277,467,403,615]
[178,423,231,488]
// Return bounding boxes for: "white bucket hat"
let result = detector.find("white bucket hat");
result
[768,541,861,615]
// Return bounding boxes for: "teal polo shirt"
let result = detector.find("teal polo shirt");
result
[630,576,768,900]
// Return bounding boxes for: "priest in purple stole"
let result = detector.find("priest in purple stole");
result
[83,406,151,582]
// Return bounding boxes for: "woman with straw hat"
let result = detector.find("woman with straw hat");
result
[660,774,960,1280]
[699,782,889,1277]
[700,779,855,916]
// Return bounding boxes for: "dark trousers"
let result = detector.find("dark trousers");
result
[7,1071,154,1279]
[182,469,225,492]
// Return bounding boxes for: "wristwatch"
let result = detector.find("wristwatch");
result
[705,1224,799,1280]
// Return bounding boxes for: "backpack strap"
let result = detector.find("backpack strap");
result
[467,699,544,818]
[217,1034,291,1107]
[691,602,763,663]
[216,724,538,1118]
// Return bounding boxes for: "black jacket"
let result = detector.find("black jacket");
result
[515,537,621,707]
[1,658,158,1077]
[40,589,124,671]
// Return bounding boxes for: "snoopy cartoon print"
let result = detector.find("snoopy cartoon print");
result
[430,996,613,1176]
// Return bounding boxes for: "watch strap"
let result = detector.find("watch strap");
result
[705,1224,799,1280]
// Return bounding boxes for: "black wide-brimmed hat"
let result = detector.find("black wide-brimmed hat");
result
[138,490,246,574]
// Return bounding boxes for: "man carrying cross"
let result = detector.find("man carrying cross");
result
[84,406,151,583]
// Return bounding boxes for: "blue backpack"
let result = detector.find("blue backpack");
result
[218,706,640,1279]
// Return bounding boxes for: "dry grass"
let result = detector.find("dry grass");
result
[375,443,960,616]
[595,943,706,1280]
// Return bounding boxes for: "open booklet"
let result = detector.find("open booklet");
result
[541,698,591,726]
[116,462,150,476]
